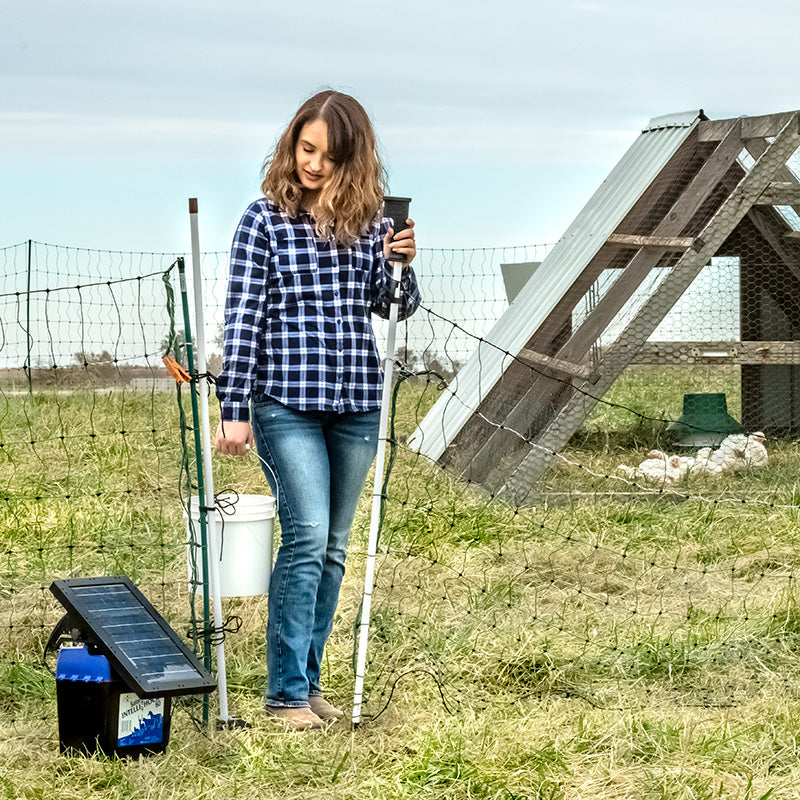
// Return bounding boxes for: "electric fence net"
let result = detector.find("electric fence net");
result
[0,227,799,742]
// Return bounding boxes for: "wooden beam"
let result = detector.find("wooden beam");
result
[630,341,800,365]
[517,347,597,382]
[745,140,800,268]
[606,233,696,249]
[746,139,800,202]
[757,181,800,206]
[698,111,797,142]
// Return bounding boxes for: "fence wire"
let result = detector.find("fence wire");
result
[0,236,798,745]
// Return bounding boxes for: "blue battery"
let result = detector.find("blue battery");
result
[56,646,171,757]
[57,645,112,683]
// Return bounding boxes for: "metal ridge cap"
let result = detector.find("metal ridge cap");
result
[643,110,704,133]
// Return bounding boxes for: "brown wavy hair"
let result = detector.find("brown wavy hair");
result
[261,91,387,246]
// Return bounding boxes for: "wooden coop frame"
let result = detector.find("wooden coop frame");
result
[410,110,800,505]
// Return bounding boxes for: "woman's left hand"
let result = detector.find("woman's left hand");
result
[384,218,416,266]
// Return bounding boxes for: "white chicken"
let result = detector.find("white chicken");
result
[619,432,768,484]
[690,431,768,475]
[617,450,690,485]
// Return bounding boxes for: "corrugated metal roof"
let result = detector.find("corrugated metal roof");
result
[409,111,704,462]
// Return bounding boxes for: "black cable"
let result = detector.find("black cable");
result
[186,615,243,648]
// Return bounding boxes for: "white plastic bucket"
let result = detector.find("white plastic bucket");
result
[186,493,276,597]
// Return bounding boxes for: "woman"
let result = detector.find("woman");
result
[215,90,420,730]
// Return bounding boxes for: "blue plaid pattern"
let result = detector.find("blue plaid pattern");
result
[216,198,421,421]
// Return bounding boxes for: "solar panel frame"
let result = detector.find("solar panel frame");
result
[50,576,217,698]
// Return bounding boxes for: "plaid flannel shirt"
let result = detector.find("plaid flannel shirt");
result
[216,198,421,421]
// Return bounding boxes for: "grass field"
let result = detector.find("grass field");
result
[2,366,800,799]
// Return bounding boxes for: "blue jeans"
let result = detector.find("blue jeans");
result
[251,396,380,707]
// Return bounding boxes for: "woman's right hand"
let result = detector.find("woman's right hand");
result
[384,218,416,265]
[215,420,254,456]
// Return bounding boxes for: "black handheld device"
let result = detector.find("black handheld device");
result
[383,195,412,263]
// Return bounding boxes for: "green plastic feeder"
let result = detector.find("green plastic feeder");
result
[666,393,743,447]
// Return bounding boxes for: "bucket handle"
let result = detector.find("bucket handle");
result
[245,444,279,513]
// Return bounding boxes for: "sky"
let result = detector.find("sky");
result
[3,0,800,254]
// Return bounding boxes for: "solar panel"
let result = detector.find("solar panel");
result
[50,576,217,698]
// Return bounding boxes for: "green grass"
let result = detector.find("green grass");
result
[2,367,800,798]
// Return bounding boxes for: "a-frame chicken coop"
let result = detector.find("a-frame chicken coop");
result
[409,109,800,505]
